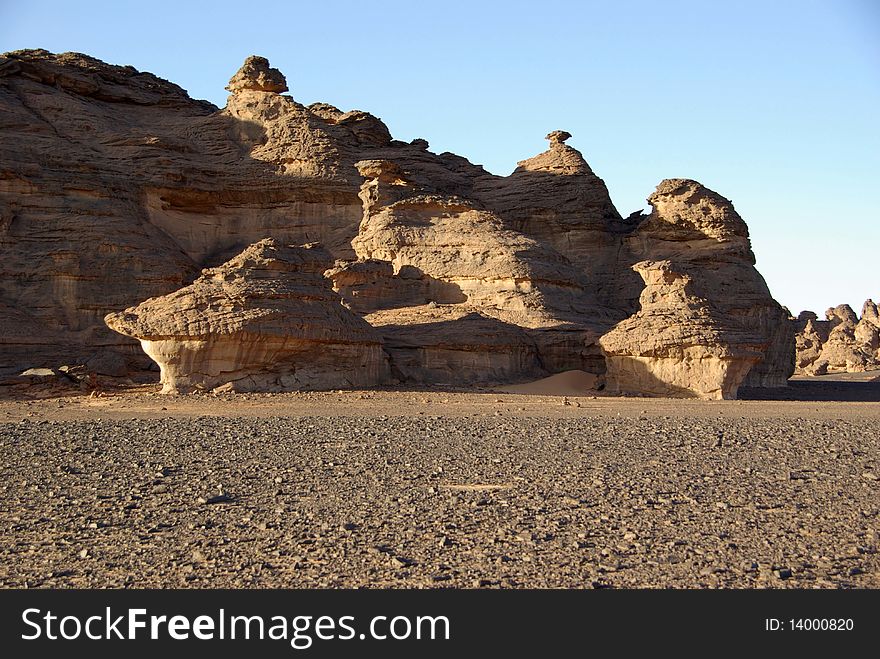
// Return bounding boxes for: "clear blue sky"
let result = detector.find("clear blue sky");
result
[3,0,878,316]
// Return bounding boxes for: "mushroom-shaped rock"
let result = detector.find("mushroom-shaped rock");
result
[599,260,767,399]
[104,239,387,393]
[797,310,818,323]
[546,130,572,145]
[627,179,795,388]
[512,130,592,175]
[226,55,288,93]
[355,159,407,182]
[355,159,414,211]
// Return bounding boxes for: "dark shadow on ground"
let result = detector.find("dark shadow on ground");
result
[740,374,880,402]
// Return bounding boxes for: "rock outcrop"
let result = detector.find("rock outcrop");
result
[623,179,795,387]
[472,131,635,313]
[599,261,766,399]
[105,239,386,393]
[351,159,596,320]
[225,56,288,94]
[367,305,545,385]
[1,50,796,396]
[345,159,607,381]
[794,300,880,374]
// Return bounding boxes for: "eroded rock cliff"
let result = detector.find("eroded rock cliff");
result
[1,50,796,396]
[623,179,794,387]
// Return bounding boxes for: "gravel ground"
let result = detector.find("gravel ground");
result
[2,411,878,588]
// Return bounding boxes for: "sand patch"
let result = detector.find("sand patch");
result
[498,370,598,396]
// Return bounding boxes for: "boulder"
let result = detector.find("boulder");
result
[225,55,288,94]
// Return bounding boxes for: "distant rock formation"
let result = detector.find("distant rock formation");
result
[1,50,796,396]
[599,261,766,399]
[105,239,387,393]
[794,300,880,374]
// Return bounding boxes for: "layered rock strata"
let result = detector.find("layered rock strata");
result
[344,159,607,381]
[599,261,767,399]
[623,179,794,387]
[104,240,386,393]
[366,305,545,385]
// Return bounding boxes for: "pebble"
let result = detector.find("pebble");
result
[1,413,876,588]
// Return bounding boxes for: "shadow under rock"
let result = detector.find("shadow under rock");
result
[740,374,880,402]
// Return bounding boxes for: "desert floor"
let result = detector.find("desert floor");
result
[1,374,878,588]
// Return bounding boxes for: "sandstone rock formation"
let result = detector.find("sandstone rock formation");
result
[599,261,766,399]
[351,159,597,320]
[1,49,796,397]
[105,239,386,393]
[622,179,794,387]
[225,56,288,93]
[472,131,635,313]
[794,300,880,374]
[366,305,545,385]
[344,158,608,381]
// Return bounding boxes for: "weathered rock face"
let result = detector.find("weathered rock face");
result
[794,300,880,374]
[325,258,450,315]
[366,305,545,385]
[599,261,766,399]
[343,159,606,382]
[105,240,387,393]
[2,50,796,396]
[624,179,795,387]
[351,159,597,321]
[225,56,288,94]
[472,131,636,313]
[0,49,392,372]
